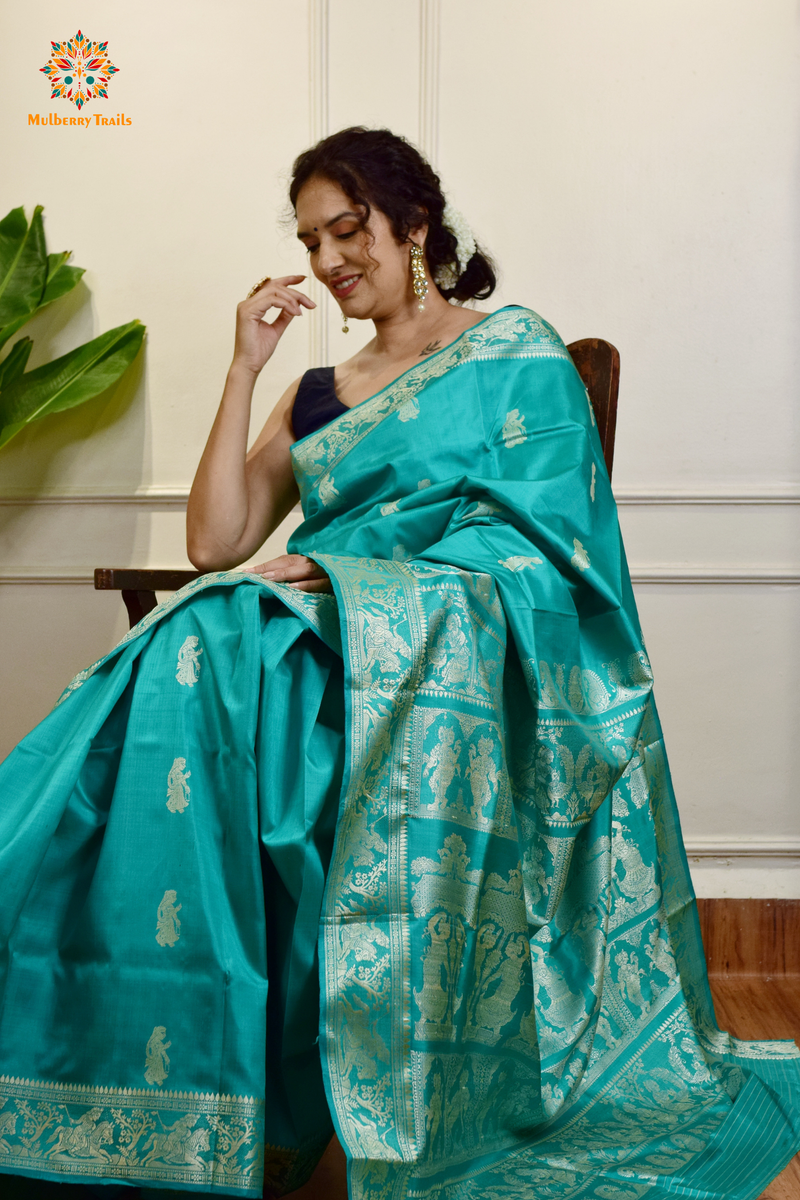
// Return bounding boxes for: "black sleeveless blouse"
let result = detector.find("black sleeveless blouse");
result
[292,367,348,442]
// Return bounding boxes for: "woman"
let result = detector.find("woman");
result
[0,127,798,1200]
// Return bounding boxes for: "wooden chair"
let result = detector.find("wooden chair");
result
[94,338,620,629]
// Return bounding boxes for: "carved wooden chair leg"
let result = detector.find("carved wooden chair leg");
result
[121,589,158,629]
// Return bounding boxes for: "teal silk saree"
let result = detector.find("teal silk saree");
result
[0,307,798,1199]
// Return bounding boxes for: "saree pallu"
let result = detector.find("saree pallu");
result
[0,307,798,1199]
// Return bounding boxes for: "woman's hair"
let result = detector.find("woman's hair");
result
[289,126,496,303]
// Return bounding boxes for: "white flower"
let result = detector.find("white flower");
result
[434,201,477,290]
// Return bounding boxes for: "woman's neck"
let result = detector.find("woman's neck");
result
[367,293,483,364]
[333,298,488,408]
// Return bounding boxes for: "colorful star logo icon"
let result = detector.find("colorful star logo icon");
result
[40,30,119,111]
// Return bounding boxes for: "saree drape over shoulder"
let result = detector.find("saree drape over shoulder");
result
[0,308,798,1200]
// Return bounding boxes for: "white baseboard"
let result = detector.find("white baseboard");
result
[685,838,800,898]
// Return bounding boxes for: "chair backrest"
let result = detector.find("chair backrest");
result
[566,338,620,480]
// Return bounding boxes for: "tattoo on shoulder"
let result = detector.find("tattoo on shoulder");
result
[419,340,442,357]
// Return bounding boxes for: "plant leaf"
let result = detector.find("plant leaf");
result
[42,261,84,307]
[0,257,86,355]
[0,320,145,448]
[0,314,31,355]
[0,337,33,390]
[0,206,48,329]
[46,250,70,282]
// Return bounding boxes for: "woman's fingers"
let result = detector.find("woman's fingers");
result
[245,277,315,311]
[248,554,325,581]
[250,273,304,295]
[288,576,333,593]
[291,290,317,310]
[254,288,301,316]
[246,553,331,592]
[247,556,286,577]
[278,285,316,309]
[268,308,294,336]
[232,275,316,376]
[254,287,310,319]
[272,274,307,288]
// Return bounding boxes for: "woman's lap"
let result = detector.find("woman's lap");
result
[0,583,343,1194]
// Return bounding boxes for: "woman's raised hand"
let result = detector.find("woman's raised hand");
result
[246,554,332,593]
[233,275,316,377]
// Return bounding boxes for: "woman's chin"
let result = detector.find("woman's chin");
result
[337,301,370,321]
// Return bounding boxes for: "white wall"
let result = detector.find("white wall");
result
[1,0,798,897]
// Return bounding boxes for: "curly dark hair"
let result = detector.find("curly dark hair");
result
[288,126,496,304]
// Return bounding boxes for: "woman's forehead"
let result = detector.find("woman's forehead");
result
[295,176,360,224]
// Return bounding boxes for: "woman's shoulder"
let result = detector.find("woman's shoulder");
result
[474,306,570,355]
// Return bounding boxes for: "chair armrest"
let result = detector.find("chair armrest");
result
[94,568,203,630]
[94,568,202,592]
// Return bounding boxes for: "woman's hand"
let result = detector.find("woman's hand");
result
[232,275,316,377]
[247,554,332,593]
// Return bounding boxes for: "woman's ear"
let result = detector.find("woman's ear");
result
[408,208,430,249]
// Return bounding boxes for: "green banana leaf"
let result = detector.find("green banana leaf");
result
[0,206,47,329]
[43,250,85,307]
[0,246,85,354]
[0,336,32,391]
[0,319,145,449]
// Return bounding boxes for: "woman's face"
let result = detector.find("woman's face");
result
[295,175,424,321]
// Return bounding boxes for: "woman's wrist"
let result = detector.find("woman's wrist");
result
[227,358,261,389]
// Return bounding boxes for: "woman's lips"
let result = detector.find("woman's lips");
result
[331,275,360,299]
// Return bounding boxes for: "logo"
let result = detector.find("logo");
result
[39,29,118,111]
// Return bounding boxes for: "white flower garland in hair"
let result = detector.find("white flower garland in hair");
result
[434,201,477,291]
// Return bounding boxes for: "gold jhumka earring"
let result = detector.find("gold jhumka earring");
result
[410,243,428,311]
[341,312,349,333]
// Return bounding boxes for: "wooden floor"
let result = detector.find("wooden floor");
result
[698,899,800,1200]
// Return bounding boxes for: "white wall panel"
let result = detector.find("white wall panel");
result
[0,585,129,755]
[634,585,800,839]
[436,0,800,487]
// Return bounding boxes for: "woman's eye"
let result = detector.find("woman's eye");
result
[337,231,357,241]
[306,244,319,255]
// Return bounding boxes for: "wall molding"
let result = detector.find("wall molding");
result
[686,837,800,861]
[308,0,328,147]
[631,568,800,585]
[1,574,98,585]
[2,567,799,586]
[1,488,798,508]
[307,0,330,369]
[419,0,441,165]
[0,490,191,507]
[614,490,800,506]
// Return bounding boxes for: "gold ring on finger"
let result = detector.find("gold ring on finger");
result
[246,274,272,299]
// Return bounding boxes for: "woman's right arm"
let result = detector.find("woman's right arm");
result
[186,275,315,571]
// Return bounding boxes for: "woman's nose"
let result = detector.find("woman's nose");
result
[317,239,345,275]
